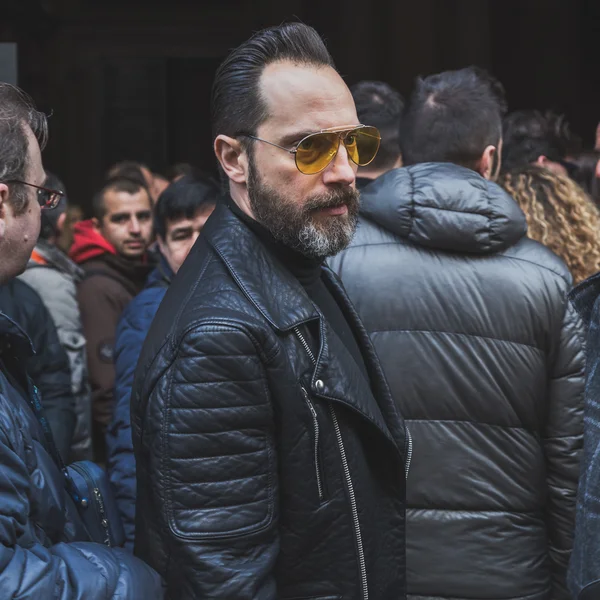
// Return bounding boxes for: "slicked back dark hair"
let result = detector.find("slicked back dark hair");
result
[92,177,150,221]
[153,174,219,240]
[401,67,507,170]
[211,22,335,142]
[501,110,580,172]
[351,80,404,170]
[0,83,48,215]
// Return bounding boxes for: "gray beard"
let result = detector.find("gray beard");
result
[247,160,360,259]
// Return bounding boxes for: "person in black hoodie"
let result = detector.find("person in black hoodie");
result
[330,67,585,600]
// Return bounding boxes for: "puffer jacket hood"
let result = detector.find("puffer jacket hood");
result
[69,220,116,263]
[360,162,527,254]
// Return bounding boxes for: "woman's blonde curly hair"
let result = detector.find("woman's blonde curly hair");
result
[499,164,600,284]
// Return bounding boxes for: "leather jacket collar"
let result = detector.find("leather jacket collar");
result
[205,202,321,332]
[203,203,406,456]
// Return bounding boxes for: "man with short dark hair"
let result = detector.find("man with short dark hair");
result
[132,23,408,599]
[71,177,154,461]
[331,66,584,600]
[19,172,92,461]
[107,174,218,550]
[502,109,579,175]
[350,80,404,188]
[0,82,163,598]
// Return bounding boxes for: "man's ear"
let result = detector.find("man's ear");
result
[56,212,67,235]
[479,145,497,180]
[214,135,249,184]
[91,217,101,231]
[156,235,167,256]
[0,183,10,239]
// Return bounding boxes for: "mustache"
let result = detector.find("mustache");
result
[304,187,360,213]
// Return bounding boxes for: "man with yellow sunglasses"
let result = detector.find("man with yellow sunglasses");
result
[132,21,409,600]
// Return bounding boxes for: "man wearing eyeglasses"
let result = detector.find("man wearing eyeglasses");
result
[131,22,408,600]
[0,83,163,597]
[19,172,93,463]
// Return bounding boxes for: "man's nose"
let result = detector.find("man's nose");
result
[129,218,141,234]
[322,141,356,186]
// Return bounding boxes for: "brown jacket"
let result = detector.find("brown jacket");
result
[71,222,153,428]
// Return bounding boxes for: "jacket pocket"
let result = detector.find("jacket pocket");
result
[301,386,324,502]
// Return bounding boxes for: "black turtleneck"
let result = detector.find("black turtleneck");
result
[226,199,369,381]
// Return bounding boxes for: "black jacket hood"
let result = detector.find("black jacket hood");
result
[359,162,527,254]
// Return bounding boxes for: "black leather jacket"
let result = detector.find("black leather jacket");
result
[131,203,408,600]
[330,163,585,600]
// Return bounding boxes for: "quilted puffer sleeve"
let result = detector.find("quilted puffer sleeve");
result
[0,423,164,599]
[544,299,585,599]
[135,323,279,599]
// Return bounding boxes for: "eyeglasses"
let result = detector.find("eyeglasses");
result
[4,180,64,209]
[241,125,381,175]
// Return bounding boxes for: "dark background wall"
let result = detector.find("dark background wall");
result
[1,0,598,212]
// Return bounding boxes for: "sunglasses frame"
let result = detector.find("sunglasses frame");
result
[3,179,64,209]
[242,124,381,175]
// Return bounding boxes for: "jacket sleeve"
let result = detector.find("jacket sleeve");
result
[24,291,75,462]
[77,277,122,429]
[544,299,585,599]
[0,423,164,599]
[135,323,279,599]
[107,302,151,551]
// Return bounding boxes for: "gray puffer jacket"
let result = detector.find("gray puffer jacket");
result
[20,239,92,461]
[330,162,585,600]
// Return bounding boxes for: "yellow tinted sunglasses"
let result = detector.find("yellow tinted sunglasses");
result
[242,125,381,175]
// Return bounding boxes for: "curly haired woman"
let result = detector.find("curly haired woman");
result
[514,163,600,598]
[500,164,600,285]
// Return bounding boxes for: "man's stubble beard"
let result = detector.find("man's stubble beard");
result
[246,154,360,259]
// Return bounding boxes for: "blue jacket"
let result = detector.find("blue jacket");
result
[569,273,600,599]
[107,259,173,550]
[0,309,163,598]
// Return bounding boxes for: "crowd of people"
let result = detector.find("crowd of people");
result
[0,20,600,600]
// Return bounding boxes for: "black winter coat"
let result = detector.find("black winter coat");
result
[330,163,585,600]
[0,278,75,460]
[131,203,409,600]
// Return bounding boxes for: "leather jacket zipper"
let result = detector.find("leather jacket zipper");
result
[405,426,413,479]
[293,326,369,600]
[301,386,324,501]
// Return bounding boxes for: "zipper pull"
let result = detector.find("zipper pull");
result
[301,387,317,418]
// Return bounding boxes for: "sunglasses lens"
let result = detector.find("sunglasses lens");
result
[346,126,381,167]
[295,132,339,174]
